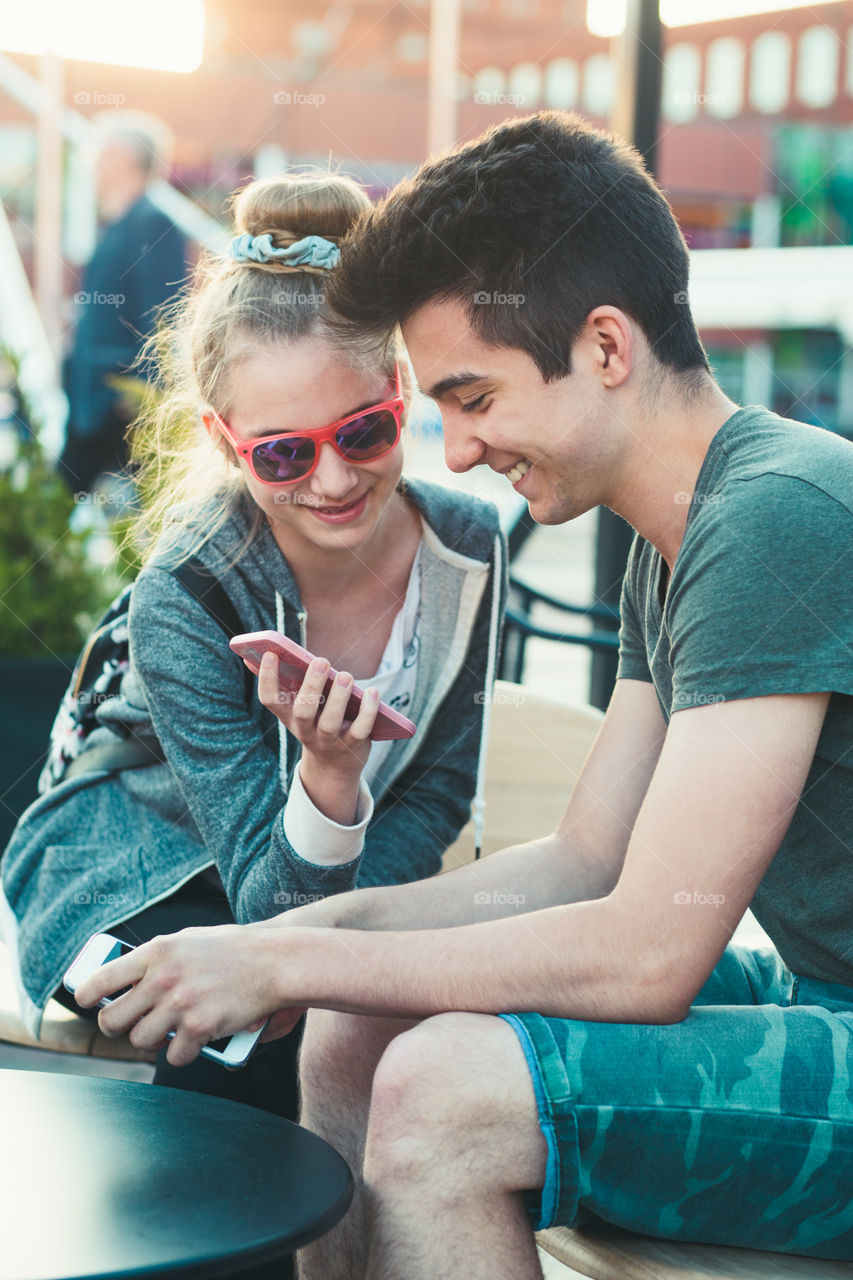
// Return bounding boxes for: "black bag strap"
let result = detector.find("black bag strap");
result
[169,556,255,706]
[62,558,256,783]
[63,736,165,781]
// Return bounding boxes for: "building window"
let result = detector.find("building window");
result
[796,26,840,109]
[582,53,613,117]
[508,61,542,108]
[705,37,745,118]
[661,43,701,122]
[473,66,506,104]
[749,32,791,114]
[396,32,428,63]
[544,57,579,110]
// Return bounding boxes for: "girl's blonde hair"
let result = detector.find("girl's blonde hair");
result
[128,169,393,566]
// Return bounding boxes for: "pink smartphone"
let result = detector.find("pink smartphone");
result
[229,630,417,742]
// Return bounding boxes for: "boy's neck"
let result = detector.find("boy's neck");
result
[606,379,740,572]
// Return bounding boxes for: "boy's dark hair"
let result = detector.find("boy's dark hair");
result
[329,111,709,383]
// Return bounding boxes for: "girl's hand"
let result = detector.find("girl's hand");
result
[253,651,380,824]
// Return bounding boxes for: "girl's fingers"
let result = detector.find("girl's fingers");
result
[256,651,376,751]
[347,686,381,741]
[315,671,357,736]
[256,650,285,713]
[292,659,331,726]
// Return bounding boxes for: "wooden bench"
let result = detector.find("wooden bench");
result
[537,1222,853,1279]
[0,939,153,1062]
[442,680,604,868]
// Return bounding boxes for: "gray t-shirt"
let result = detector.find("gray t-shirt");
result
[616,405,853,987]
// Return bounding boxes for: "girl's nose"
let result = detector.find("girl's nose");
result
[308,441,361,498]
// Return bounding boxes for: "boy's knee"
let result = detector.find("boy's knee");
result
[369,1013,496,1136]
[366,1013,542,1188]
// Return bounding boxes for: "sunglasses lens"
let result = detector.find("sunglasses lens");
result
[252,436,315,483]
[336,409,399,460]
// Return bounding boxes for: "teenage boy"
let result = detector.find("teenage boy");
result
[80,112,853,1277]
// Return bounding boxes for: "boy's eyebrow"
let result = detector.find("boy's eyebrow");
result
[419,371,486,401]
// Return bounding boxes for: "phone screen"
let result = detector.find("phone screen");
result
[205,1036,235,1052]
[102,938,135,1000]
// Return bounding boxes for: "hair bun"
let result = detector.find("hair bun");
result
[231,172,370,250]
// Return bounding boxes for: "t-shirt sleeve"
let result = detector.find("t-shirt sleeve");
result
[616,535,653,684]
[668,475,853,710]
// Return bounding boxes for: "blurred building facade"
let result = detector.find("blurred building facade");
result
[3,0,853,431]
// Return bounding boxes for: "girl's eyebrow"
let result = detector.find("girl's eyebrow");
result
[252,394,389,439]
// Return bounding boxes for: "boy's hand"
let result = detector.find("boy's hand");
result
[74,924,305,1065]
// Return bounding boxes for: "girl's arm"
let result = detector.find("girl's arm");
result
[129,566,368,923]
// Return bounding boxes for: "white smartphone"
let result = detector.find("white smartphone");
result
[63,932,267,1070]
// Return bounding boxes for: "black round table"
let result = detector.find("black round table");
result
[0,1068,352,1279]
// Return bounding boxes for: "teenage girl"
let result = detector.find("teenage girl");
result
[1,171,505,1119]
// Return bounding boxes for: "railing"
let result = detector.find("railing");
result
[498,576,620,685]
[0,54,227,254]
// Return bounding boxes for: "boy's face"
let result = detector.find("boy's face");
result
[402,297,621,526]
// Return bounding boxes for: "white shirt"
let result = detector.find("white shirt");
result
[284,543,423,866]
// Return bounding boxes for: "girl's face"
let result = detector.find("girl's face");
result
[212,337,405,558]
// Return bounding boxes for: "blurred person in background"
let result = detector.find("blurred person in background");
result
[58,109,188,496]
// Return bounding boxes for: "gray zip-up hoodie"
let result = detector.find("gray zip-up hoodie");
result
[1,478,505,1037]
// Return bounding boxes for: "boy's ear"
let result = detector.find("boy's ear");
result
[585,307,632,388]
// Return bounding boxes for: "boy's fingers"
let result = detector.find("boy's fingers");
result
[75,950,145,1008]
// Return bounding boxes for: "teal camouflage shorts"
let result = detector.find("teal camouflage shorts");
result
[500,943,853,1260]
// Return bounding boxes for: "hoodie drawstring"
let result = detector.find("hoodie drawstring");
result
[472,531,503,859]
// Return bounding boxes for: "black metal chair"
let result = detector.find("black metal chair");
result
[498,576,620,684]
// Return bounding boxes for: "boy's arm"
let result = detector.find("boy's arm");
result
[277,677,668,929]
[84,688,829,1060]
[274,688,828,1024]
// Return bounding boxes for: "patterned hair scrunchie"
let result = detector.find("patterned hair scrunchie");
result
[228,232,340,270]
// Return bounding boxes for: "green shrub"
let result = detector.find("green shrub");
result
[0,434,127,657]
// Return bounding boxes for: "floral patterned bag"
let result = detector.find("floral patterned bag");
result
[38,558,249,792]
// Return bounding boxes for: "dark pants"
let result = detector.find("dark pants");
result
[55,874,304,1120]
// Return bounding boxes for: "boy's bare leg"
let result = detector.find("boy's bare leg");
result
[296,1008,420,1280]
[363,1012,547,1279]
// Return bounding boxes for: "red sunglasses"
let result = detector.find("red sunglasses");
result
[208,364,404,486]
